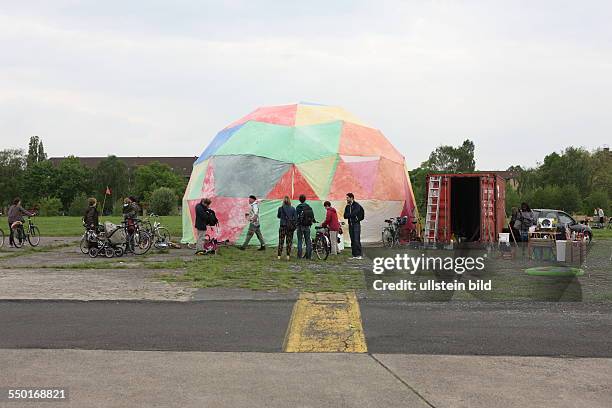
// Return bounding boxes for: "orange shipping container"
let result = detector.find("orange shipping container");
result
[424,173,506,244]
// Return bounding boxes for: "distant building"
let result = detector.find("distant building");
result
[48,156,197,179]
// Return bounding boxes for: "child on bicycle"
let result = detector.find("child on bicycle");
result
[7,197,34,247]
[321,201,340,255]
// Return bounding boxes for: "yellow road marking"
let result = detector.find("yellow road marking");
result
[283,291,367,353]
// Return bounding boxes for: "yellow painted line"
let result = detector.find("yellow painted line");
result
[283,291,367,353]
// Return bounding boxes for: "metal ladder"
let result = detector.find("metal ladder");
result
[425,176,441,244]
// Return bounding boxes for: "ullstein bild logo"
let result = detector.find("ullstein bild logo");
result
[372,254,487,275]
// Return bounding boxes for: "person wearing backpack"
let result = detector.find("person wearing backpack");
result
[277,196,297,260]
[195,198,217,251]
[343,192,365,259]
[296,194,315,259]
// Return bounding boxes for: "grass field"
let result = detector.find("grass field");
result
[157,248,367,292]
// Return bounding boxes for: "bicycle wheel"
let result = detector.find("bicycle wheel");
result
[154,227,171,249]
[0,228,4,249]
[382,228,393,247]
[314,235,330,260]
[28,226,41,247]
[13,227,24,248]
[132,231,152,255]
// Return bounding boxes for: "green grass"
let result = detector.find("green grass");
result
[157,247,367,292]
[0,215,183,238]
[593,228,612,240]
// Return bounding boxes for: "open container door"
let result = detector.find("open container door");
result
[480,175,496,243]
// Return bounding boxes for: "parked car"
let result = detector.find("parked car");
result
[533,209,593,242]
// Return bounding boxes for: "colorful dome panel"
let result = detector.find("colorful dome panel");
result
[182,103,416,245]
[339,122,404,164]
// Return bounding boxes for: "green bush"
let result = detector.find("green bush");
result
[559,185,582,214]
[505,186,521,215]
[68,193,89,216]
[149,187,177,216]
[112,197,125,216]
[582,191,610,215]
[37,197,63,216]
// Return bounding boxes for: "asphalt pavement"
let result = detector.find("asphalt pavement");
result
[1,300,611,357]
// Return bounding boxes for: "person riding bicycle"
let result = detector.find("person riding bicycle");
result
[322,201,340,255]
[195,198,218,252]
[7,197,34,247]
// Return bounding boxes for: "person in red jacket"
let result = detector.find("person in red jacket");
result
[322,201,340,255]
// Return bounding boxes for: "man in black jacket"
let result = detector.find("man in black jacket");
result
[343,192,365,259]
[194,198,217,251]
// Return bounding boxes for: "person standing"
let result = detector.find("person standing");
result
[509,206,520,242]
[296,194,315,259]
[598,207,605,227]
[239,195,266,251]
[276,196,297,260]
[518,202,535,242]
[194,198,217,252]
[83,197,99,230]
[7,197,34,247]
[322,201,340,255]
[343,192,365,259]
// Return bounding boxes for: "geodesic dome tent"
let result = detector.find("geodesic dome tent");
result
[182,103,417,245]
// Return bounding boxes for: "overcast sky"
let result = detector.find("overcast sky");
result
[1,0,610,170]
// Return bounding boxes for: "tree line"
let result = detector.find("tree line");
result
[0,137,187,216]
[410,140,611,217]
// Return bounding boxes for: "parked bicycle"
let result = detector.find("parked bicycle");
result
[12,215,41,248]
[381,216,408,248]
[313,225,331,260]
[143,213,171,249]
[125,219,152,255]
[86,219,152,258]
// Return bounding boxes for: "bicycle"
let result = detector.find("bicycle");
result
[143,213,171,249]
[124,219,152,255]
[313,226,331,260]
[381,216,408,248]
[12,215,41,248]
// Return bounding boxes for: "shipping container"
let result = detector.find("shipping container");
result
[424,173,506,244]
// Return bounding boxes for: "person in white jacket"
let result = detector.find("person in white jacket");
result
[239,195,266,251]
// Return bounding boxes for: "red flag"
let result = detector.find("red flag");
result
[105,186,112,195]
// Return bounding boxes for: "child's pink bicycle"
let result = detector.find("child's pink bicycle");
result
[195,226,229,255]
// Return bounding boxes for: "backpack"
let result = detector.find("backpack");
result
[298,204,315,227]
[282,206,297,230]
[205,209,218,226]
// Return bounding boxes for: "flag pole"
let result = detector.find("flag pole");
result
[102,186,110,215]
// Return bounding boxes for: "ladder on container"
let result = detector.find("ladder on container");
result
[425,176,442,244]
